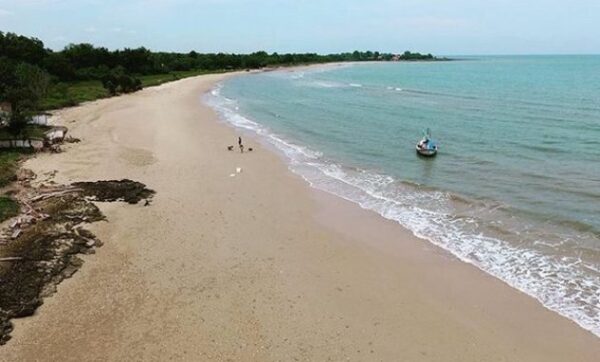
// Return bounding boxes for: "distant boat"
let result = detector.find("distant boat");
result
[416,128,438,157]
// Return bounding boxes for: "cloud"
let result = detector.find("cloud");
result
[85,26,98,33]
[0,8,13,16]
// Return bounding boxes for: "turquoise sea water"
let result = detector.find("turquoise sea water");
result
[205,56,600,336]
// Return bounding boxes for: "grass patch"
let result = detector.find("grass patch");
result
[0,151,23,187]
[0,196,19,222]
[41,69,228,110]
[41,80,109,110]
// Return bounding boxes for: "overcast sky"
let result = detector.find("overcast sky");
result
[1,0,599,55]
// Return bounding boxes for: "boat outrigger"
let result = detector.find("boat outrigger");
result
[416,128,438,157]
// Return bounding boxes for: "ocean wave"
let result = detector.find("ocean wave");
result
[204,83,600,338]
[385,86,404,92]
[290,72,305,79]
[305,80,347,88]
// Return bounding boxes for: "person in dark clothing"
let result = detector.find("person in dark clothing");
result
[238,136,244,153]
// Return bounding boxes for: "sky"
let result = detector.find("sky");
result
[1,0,599,55]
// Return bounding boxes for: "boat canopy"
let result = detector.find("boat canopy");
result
[420,128,437,150]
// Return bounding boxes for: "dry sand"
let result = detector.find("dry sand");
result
[2,72,599,361]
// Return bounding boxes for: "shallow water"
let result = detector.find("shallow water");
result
[205,56,600,336]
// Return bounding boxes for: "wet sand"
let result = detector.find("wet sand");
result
[2,72,599,361]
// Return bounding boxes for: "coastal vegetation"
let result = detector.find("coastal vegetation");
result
[0,196,18,223]
[0,151,21,225]
[0,151,22,187]
[1,30,441,113]
[40,69,224,109]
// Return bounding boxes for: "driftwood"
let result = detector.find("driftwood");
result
[49,144,62,153]
[29,188,81,202]
[0,257,23,262]
[64,136,81,144]
[10,229,21,239]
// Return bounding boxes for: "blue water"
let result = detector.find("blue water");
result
[205,56,600,336]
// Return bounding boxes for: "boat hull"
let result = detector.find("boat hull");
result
[416,146,437,157]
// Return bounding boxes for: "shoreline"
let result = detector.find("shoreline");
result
[2,72,599,360]
[206,66,600,338]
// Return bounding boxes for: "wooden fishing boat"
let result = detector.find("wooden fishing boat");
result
[416,129,438,157]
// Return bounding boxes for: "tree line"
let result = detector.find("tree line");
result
[0,30,439,133]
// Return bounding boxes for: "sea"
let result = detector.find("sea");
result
[204,55,600,337]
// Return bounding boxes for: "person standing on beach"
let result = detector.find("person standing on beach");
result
[238,136,244,153]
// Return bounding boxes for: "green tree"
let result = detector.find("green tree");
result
[62,43,102,69]
[0,32,46,66]
[101,66,142,95]
[43,52,76,80]
[0,59,49,133]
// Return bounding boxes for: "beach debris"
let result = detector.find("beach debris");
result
[29,187,81,202]
[229,167,242,177]
[64,136,81,144]
[0,257,23,262]
[9,219,20,229]
[227,145,234,151]
[44,170,58,178]
[248,147,253,152]
[16,168,36,182]
[10,229,21,239]
[44,126,68,144]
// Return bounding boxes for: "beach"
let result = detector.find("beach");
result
[2,71,599,361]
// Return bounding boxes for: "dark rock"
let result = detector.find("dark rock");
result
[0,178,155,345]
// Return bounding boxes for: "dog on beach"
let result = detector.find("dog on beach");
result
[228,142,252,152]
